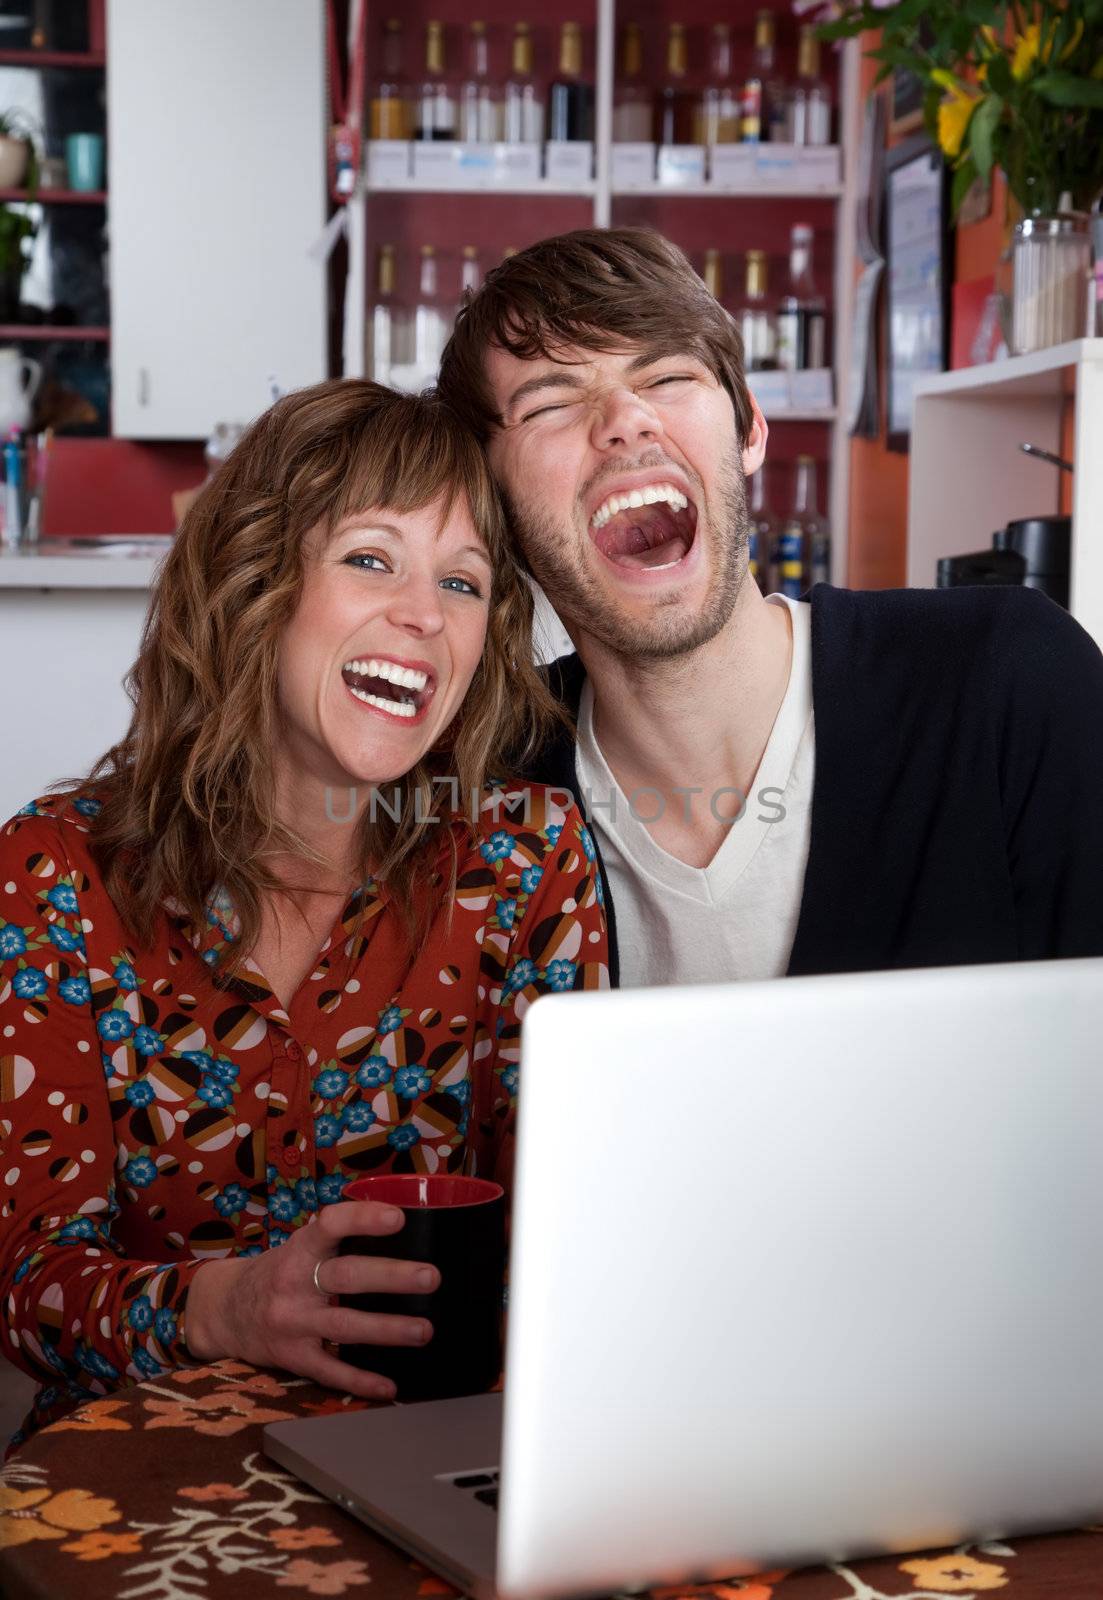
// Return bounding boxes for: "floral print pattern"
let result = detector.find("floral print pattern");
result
[0,787,607,1445]
[0,1361,1089,1600]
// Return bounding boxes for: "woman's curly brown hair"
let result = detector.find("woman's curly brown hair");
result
[76,379,562,959]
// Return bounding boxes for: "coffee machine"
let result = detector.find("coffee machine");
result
[937,515,1071,609]
[936,443,1072,609]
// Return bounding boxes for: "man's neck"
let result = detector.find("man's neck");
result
[574,584,794,869]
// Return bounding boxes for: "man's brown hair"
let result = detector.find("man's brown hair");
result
[437,227,755,445]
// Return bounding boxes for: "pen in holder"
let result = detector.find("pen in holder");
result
[0,427,50,549]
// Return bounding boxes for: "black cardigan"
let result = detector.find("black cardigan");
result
[528,585,1103,985]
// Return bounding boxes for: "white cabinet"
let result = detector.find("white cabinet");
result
[907,339,1103,648]
[107,0,328,439]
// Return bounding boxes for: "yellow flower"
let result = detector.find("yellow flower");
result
[1012,17,1084,77]
[1012,23,1043,78]
[0,1483,122,1551]
[937,87,981,159]
[899,1553,1009,1591]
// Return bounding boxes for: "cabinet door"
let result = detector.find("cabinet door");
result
[108,0,327,439]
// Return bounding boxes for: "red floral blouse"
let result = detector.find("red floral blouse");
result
[0,786,608,1448]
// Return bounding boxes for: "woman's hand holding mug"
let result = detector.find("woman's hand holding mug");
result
[184,1200,438,1399]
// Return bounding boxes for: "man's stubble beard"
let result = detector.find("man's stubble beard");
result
[502,439,749,663]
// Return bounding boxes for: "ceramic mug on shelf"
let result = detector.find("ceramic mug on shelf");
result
[0,348,42,434]
[65,132,105,192]
[0,134,30,189]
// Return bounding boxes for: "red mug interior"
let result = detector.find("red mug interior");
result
[344,1175,503,1209]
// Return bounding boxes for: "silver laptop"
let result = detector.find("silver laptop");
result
[265,957,1103,1599]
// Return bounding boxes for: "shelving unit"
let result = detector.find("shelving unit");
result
[346,0,860,584]
[0,324,109,341]
[907,339,1103,648]
[0,188,106,205]
[0,23,111,416]
[0,49,105,68]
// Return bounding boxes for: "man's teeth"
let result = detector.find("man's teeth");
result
[342,658,428,692]
[348,687,417,718]
[590,483,689,530]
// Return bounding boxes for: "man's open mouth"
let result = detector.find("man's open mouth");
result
[588,482,698,571]
[340,657,436,721]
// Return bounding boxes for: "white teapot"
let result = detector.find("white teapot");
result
[0,347,42,435]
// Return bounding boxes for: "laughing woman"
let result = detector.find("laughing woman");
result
[0,380,608,1451]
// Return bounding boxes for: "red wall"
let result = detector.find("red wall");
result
[42,439,205,537]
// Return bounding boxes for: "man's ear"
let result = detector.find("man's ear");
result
[741,392,769,476]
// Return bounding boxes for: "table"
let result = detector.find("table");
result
[3,1361,1103,1599]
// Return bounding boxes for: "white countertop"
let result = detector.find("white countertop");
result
[0,537,171,590]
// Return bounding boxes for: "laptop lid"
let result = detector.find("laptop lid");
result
[496,958,1103,1597]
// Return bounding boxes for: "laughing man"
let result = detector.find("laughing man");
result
[436,228,1103,985]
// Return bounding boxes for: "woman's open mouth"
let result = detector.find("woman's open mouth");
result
[588,482,698,572]
[340,656,436,724]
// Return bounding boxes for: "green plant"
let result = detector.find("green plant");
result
[0,108,40,290]
[0,203,36,282]
[819,0,1103,216]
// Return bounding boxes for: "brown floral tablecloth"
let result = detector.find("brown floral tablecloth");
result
[2,1361,1103,1599]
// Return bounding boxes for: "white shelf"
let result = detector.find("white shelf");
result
[908,340,1103,648]
[365,178,840,200]
[913,339,1103,400]
[363,178,843,201]
[0,537,170,590]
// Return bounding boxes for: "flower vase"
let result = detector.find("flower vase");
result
[1011,213,1092,355]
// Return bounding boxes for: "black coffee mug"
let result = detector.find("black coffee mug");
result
[338,1173,506,1402]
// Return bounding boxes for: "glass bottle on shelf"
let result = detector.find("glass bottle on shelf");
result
[740,80,762,144]
[459,245,481,307]
[369,19,410,140]
[655,23,697,146]
[747,462,778,594]
[414,244,450,379]
[778,455,829,597]
[697,25,740,147]
[751,10,789,144]
[548,21,594,141]
[787,26,832,146]
[776,224,827,371]
[460,20,501,143]
[368,244,398,385]
[504,22,544,144]
[737,251,777,371]
[703,248,724,305]
[416,20,457,142]
[614,21,652,142]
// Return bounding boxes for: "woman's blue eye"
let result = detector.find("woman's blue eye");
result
[441,576,482,597]
[345,552,389,571]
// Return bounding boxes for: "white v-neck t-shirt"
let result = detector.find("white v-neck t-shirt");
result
[574,594,815,988]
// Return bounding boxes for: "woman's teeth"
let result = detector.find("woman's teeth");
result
[343,658,428,692]
[349,687,417,718]
[590,483,689,530]
[341,657,430,719]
